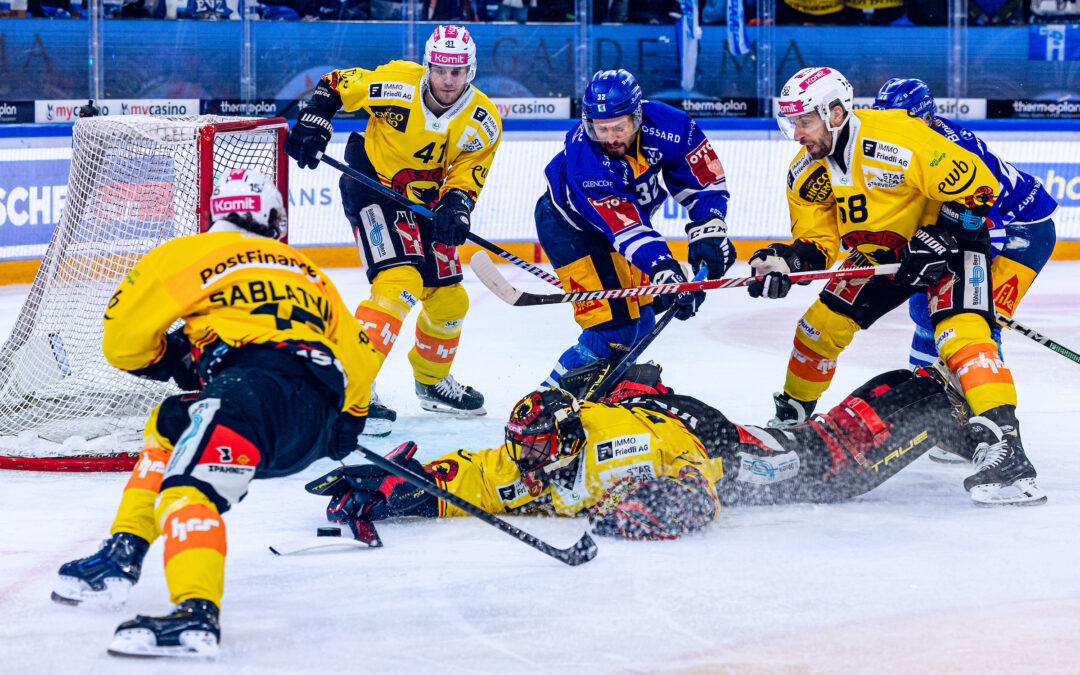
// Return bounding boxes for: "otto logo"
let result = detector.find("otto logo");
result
[779,100,805,115]
[430,51,468,65]
[170,515,221,542]
[588,196,641,233]
[211,195,259,214]
[799,68,832,90]
[685,139,725,185]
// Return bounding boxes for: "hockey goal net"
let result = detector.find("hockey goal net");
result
[0,115,288,472]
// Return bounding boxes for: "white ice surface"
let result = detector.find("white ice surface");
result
[1,260,1079,674]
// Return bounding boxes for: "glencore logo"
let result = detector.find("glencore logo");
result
[211,195,259,213]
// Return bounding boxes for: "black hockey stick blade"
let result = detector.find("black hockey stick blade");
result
[358,443,598,566]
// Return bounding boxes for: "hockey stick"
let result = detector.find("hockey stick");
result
[314,151,564,288]
[580,267,707,402]
[356,443,598,566]
[471,251,900,306]
[996,313,1080,365]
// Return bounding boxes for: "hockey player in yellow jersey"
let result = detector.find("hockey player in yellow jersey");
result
[50,170,382,658]
[308,363,963,541]
[749,66,1044,507]
[285,24,502,427]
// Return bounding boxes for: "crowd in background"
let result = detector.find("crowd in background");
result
[1,0,1071,28]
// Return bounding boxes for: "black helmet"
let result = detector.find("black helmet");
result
[505,387,586,474]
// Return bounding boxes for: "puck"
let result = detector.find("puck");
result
[316,527,342,537]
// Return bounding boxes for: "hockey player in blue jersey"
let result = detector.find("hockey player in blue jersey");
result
[536,69,735,387]
[873,77,1058,462]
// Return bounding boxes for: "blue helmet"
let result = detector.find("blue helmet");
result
[872,78,936,121]
[582,69,643,140]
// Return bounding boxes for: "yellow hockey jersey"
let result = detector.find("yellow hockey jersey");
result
[323,60,502,205]
[786,108,998,267]
[420,401,724,518]
[102,231,381,417]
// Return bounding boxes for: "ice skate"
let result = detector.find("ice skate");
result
[51,532,149,608]
[362,384,397,437]
[108,598,220,659]
[767,392,815,429]
[415,374,486,417]
[964,410,1046,507]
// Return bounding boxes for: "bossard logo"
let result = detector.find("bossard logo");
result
[870,429,929,472]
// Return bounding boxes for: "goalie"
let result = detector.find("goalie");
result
[50,170,381,659]
[310,365,964,542]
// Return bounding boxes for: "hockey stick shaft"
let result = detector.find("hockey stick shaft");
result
[315,151,564,288]
[356,445,598,566]
[996,313,1080,365]
[581,267,706,402]
[471,251,899,306]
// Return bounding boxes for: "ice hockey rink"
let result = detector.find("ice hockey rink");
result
[1,258,1078,673]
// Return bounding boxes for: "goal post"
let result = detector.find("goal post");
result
[0,115,289,472]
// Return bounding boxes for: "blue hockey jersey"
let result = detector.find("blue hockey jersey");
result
[543,100,730,275]
[933,117,1057,254]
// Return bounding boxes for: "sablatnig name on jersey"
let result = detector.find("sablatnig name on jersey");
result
[595,434,651,462]
[199,250,320,287]
[860,138,912,168]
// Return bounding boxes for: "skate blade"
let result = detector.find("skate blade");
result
[970,478,1048,507]
[108,628,218,659]
[927,447,968,465]
[51,575,131,609]
[360,418,393,437]
[418,401,487,418]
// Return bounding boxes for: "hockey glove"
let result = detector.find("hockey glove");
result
[686,217,735,280]
[893,225,959,289]
[431,189,474,248]
[129,327,201,391]
[649,258,704,321]
[589,468,717,541]
[284,78,341,170]
[329,411,367,461]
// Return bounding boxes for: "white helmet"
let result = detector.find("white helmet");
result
[776,67,854,143]
[423,25,477,83]
[209,168,287,240]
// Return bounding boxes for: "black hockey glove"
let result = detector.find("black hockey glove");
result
[650,258,704,321]
[589,468,717,541]
[893,225,959,289]
[329,411,367,461]
[129,327,201,391]
[306,442,438,522]
[686,217,735,280]
[284,78,341,170]
[431,189,473,248]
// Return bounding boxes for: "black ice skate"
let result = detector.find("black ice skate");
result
[108,598,220,659]
[51,532,149,608]
[963,407,1046,507]
[415,374,486,417]
[362,385,397,437]
[767,392,815,429]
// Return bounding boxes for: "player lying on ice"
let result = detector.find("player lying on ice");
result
[50,170,381,659]
[309,363,967,542]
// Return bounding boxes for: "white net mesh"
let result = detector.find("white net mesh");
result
[0,115,285,467]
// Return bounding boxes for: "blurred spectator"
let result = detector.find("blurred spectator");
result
[969,0,1021,22]
[530,0,571,19]
[495,0,532,21]
[844,0,905,23]
[427,0,477,20]
[776,0,846,24]
[907,0,946,23]
[1028,0,1078,21]
[27,0,82,16]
